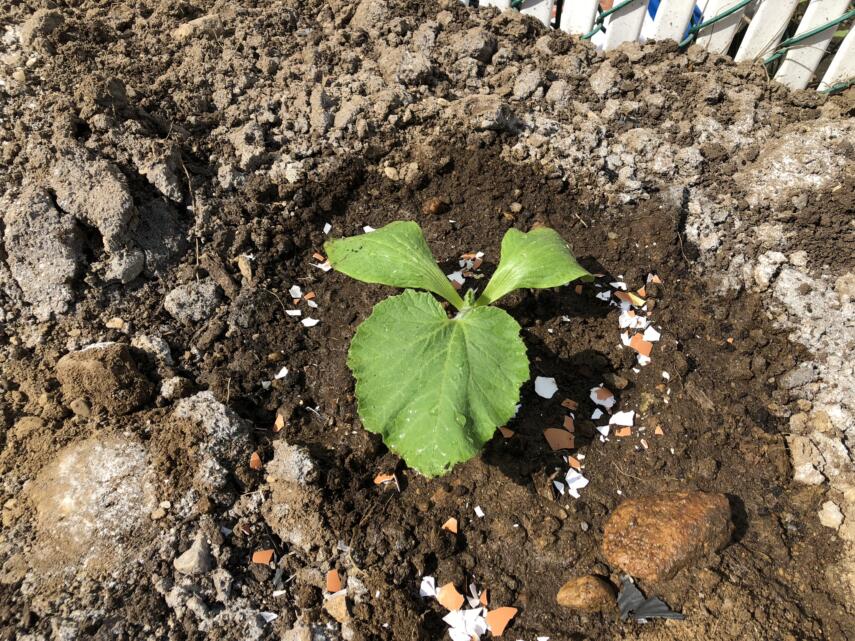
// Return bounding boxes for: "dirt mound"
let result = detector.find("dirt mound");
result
[24,435,157,583]
[0,0,854,639]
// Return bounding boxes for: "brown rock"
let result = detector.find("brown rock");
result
[323,592,349,623]
[421,196,449,216]
[556,575,616,612]
[56,343,154,415]
[602,491,732,583]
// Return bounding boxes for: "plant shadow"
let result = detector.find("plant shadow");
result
[479,264,631,489]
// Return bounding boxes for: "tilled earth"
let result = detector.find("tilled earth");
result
[0,1,854,640]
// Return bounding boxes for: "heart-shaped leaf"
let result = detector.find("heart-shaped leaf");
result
[325,221,464,309]
[348,289,529,476]
[477,227,592,306]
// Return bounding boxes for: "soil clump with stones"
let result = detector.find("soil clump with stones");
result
[1,0,854,640]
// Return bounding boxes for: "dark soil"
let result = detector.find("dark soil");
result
[1,0,854,640]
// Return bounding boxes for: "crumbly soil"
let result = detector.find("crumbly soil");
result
[1,1,854,640]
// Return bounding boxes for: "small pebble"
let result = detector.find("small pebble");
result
[421,196,449,216]
[69,397,91,417]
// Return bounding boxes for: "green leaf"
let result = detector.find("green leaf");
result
[325,221,464,309]
[476,227,592,306]
[348,289,529,477]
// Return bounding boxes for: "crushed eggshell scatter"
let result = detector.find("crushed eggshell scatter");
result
[534,376,558,399]
[252,549,274,565]
[436,583,466,611]
[590,386,616,410]
[373,472,399,491]
[544,428,575,451]
[609,410,635,426]
[486,607,518,636]
[326,569,342,593]
[421,577,517,641]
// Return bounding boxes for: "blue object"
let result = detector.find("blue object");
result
[647,0,703,31]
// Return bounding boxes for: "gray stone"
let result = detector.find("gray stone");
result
[2,187,82,321]
[412,22,438,55]
[49,148,136,252]
[160,376,194,401]
[545,79,571,107]
[779,362,818,390]
[133,143,183,202]
[105,246,145,284]
[350,0,388,33]
[449,94,518,132]
[172,391,251,497]
[164,279,221,324]
[450,27,497,63]
[212,568,233,602]
[334,96,366,131]
[590,61,618,97]
[263,440,325,553]
[266,440,318,486]
[377,47,433,86]
[513,68,542,100]
[752,251,786,291]
[835,272,855,301]
[173,533,213,575]
[818,501,844,530]
[132,334,174,366]
[787,435,826,485]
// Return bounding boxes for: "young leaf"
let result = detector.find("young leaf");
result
[476,227,592,306]
[348,289,529,477]
[325,221,465,309]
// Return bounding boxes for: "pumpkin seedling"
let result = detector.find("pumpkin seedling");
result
[325,221,591,477]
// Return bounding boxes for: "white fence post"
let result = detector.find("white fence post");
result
[734,0,799,61]
[818,27,855,91]
[472,0,853,93]
[559,0,600,35]
[480,0,513,9]
[695,0,751,54]
[603,0,650,50]
[519,0,555,26]
[774,0,851,90]
[647,0,696,42]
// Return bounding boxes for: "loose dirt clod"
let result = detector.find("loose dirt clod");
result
[56,343,154,415]
[2,187,82,321]
[24,435,157,585]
